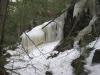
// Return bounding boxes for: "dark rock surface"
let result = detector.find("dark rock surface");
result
[92,50,100,64]
[45,71,52,75]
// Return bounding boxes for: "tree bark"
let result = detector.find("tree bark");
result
[0,0,9,54]
[55,0,99,52]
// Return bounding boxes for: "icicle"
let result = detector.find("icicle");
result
[55,12,67,40]
[43,22,56,42]
[43,12,67,42]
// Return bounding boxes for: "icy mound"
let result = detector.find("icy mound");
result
[5,38,100,75]
[5,41,80,75]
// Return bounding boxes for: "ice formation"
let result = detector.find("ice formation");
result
[20,12,66,51]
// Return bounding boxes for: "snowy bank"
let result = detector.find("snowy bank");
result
[5,40,80,75]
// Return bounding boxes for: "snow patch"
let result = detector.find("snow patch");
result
[84,38,100,75]
[5,41,80,75]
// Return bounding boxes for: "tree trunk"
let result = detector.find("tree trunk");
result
[0,0,9,53]
[0,0,9,74]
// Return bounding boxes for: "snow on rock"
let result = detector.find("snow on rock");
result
[84,38,100,75]
[5,40,80,75]
[88,65,100,75]
[73,0,87,17]
[48,49,80,75]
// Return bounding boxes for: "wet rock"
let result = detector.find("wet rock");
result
[47,52,59,59]
[92,50,100,64]
[45,71,52,75]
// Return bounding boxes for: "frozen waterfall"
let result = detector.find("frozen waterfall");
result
[20,12,66,51]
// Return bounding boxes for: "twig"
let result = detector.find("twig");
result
[21,43,32,59]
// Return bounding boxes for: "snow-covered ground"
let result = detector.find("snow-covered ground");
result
[5,27,100,75]
[5,37,100,75]
[5,40,80,75]
[5,38,100,75]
